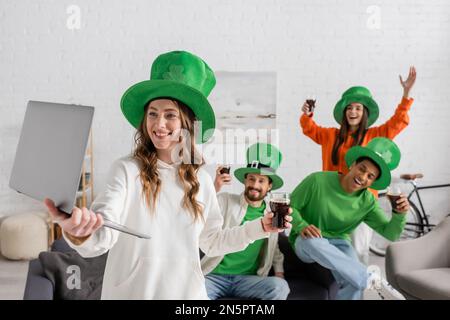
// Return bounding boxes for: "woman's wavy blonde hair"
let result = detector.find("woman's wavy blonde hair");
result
[133,99,205,222]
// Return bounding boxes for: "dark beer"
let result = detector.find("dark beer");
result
[220,166,230,175]
[387,193,401,212]
[306,99,316,112]
[270,200,290,229]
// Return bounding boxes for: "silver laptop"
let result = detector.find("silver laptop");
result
[9,101,151,239]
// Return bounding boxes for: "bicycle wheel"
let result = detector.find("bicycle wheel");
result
[369,196,423,257]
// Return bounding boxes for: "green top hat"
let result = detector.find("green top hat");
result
[334,86,379,128]
[120,50,216,143]
[234,143,284,190]
[345,137,401,190]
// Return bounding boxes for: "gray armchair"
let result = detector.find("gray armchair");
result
[385,215,450,300]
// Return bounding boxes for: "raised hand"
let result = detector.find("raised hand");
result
[301,101,313,117]
[399,66,417,99]
[214,166,232,193]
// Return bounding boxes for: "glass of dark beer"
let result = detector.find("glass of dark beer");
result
[387,184,402,212]
[306,94,316,113]
[220,165,231,175]
[269,192,290,229]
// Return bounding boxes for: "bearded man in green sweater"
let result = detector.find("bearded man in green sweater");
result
[289,137,408,300]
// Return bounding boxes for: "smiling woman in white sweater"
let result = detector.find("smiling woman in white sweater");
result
[44,51,292,300]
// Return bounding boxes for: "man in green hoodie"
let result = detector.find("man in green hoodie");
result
[289,138,408,300]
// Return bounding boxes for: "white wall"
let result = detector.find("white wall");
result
[1,0,449,223]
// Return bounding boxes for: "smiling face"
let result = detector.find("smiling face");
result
[244,173,272,202]
[345,103,365,128]
[343,158,380,193]
[146,99,183,155]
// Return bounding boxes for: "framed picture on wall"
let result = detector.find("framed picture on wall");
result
[205,71,277,165]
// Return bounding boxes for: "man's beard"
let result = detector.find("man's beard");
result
[245,187,267,201]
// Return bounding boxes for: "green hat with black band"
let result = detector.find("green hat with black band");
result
[334,86,379,128]
[234,143,284,190]
[345,137,401,190]
[120,50,216,144]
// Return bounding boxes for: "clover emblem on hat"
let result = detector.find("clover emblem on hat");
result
[163,65,186,82]
[380,150,393,165]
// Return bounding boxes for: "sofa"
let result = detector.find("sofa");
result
[270,233,337,299]
[23,237,74,300]
[24,233,337,300]
[385,215,450,300]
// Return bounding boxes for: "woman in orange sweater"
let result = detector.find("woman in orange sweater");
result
[299,66,416,264]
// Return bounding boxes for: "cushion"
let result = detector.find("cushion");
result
[39,250,107,300]
[397,268,450,300]
[0,212,49,260]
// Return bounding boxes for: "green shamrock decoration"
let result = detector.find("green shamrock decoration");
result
[163,65,185,82]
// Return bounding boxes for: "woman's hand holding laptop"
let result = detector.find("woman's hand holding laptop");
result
[44,198,104,242]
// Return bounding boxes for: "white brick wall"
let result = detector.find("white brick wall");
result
[1,0,449,223]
